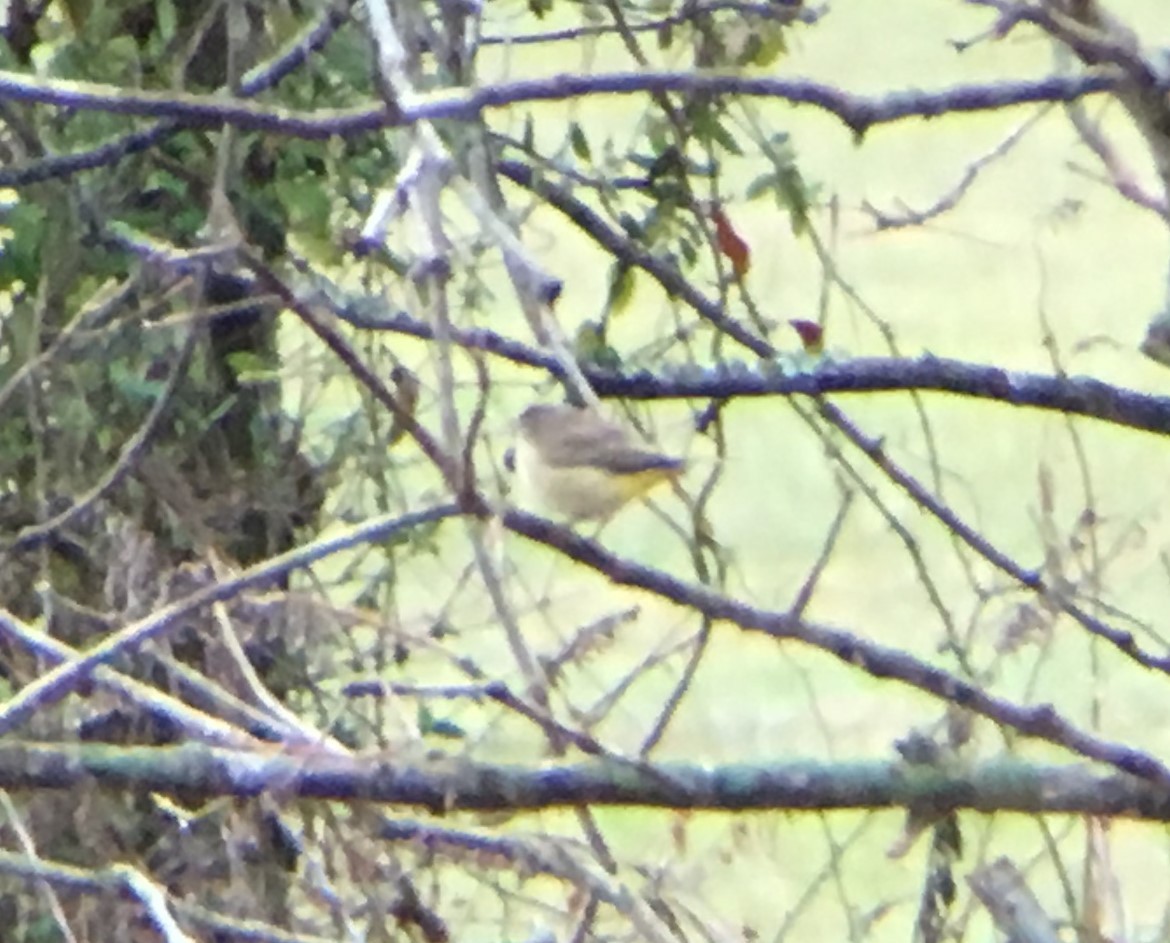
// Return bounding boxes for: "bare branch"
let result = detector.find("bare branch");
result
[862,109,1050,229]
[586,357,1170,443]
[0,744,1165,817]
[968,858,1061,943]
[0,70,1123,152]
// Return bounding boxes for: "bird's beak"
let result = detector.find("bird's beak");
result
[503,447,516,472]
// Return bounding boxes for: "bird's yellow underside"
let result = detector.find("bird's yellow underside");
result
[513,439,682,521]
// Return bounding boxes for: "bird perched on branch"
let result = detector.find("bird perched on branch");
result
[510,403,685,522]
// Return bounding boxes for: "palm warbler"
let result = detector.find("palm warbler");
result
[512,403,685,521]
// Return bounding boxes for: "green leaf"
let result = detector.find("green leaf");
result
[59,0,92,33]
[569,121,591,161]
[22,913,60,943]
[745,132,814,235]
[749,27,788,67]
[649,177,686,210]
[604,262,636,317]
[745,171,777,203]
[145,167,188,198]
[109,362,166,403]
[276,175,331,240]
[778,166,812,234]
[103,34,141,76]
[618,213,644,240]
[738,34,763,67]
[645,144,684,183]
[417,705,466,739]
[646,119,671,155]
[0,202,47,289]
[429,718,467,739]
[701,114,743,156]
[225,351,280,385]
[574,320,623,370]
[156,0,178,43]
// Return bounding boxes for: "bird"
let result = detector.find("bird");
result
[510,403,685,521]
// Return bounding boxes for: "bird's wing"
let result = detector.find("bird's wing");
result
[548,413,682,473]
[589,447,685,474]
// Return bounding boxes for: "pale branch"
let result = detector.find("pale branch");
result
[0,851,333,943]
[0,607,287,748]
[0,69,1124,150]
[861,109,1049,230]
[968,858,1061,943]
[0,744,1167,818]
[0,793,76,943]
[107,864,192,943]
[973,0,1156,85]
[1063,86,1168,216]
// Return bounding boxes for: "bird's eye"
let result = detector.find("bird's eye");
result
[503,447,516,472]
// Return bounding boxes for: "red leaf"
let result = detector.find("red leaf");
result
[708,205,751,278]
[788,319,824,354]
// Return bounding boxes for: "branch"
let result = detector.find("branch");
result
[585,356,1170,441]
[862,109,1049,229]
[335,293,1170,457]
[968,858,1061,943]
[0,744,1167,817]
[0,70,1124,148]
